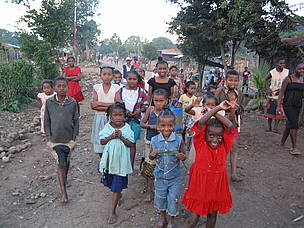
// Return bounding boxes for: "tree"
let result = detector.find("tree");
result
[0,29,19,46]
[151,37,175,50]
[142,43,158,63]
[123,36,143,55]
[109,33,122,54]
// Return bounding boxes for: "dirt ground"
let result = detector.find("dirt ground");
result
[1,66,304,228]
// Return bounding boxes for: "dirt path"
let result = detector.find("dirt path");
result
[1,66,304,228]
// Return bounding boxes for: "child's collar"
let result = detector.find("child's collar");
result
[224,85,239,95]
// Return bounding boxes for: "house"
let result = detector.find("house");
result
[157,48,183,61]
[0,43,21,62]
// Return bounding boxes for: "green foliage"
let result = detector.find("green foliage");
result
[151,37,175,50]
[18,33,59,80]
[142,43,158,62]
[250,61,272,99]
[0,29,20,46]
[123,36,143,55]
[77,19,100,52]
[0,60,35,112]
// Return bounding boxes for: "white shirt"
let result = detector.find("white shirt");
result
[121,88,139,112]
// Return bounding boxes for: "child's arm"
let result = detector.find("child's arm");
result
[100,133,115,145]
[71,72,83,81]
[176,140,186,161]
[148,85,153,104]
[90,90,112,111]
[140,107,157,130]
[185,97,202,116]
[114,90,121,102]
[149,150,159,160]
[277,76,289,113]
[170,86,175,99]
[214,111,234,131]
[72,102,80,140]
[198,101,232,130]
[44,102,51,141]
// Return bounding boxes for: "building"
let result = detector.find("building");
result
[157,48,183,61]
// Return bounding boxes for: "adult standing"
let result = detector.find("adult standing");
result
[265,58,289,133]
[278,61,304,155]
[62,56,84,112]
[241,66,251,93]
[122,57,135,79]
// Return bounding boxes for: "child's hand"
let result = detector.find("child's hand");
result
[176,153,186,161]
[150,150,159,159]
[193,97,203,107]
[228,100,238,110]
[201,107,208,115]
[114,130,122,138]
[149,125,157,130]
[219,100,232,110]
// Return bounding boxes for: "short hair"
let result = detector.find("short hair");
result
[113,70,122,76]
[41,79,53,89]
[225,70,239,79]
[106,102,127,118]
[157,109,176,124]
[54,76,68,86]
[203,94,218,105]
[100,66,114,74]
[275,57,286,63]
[169,65,178,71]
[126,71,141,83]
[67,56,75,62]
[156,60,168,67]
[292,60,304,69]
[206,118,224,132]
[152,89,169,99]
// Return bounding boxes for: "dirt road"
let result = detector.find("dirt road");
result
[1,65,304,228]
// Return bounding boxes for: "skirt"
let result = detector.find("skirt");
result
[101,172,128,192]
[128,119,141,141]
[283,105,301,129]
[91,113,108,154]
[265,98,284,119]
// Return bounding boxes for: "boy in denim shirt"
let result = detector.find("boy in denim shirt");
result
[150,109,186,228]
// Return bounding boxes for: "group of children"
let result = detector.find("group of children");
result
[38,58,245,228]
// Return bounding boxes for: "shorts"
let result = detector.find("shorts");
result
[242,80,248,86]
[265,98,284,119]
[144,140,156,165]
[128,119,141,142]
[141,162,155,179]
[101,172,128,192]
[283,105,301,129]
[47,141,76,164]
[154,176,182,216]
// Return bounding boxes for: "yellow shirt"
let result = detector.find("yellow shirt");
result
[179,94,197,114]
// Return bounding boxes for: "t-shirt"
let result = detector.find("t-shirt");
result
[179,94,197,114]
[242,70,251,81]
[147,77,176,97]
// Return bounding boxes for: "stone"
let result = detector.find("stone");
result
[8,132,18,140]
[8,146,18,154]
[0,146,4,152]
[2,156,10,163]
[26,200,36,205]
[0,152,6,159]
[40,193,47,198]
[18,134,26,140]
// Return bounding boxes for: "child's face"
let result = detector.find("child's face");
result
[138,69,145,77]
[110,108,125,127]
[277,60,286,71]
[113,74,122,84]
[295,63,304,76]
[187,85,197,95]
[206,126,224,148]
[100,69,113,84]
[126,73,138,88]
[43,83,53,96]
[54,80,68,96]
[204,98,217,109]
[157,64,168,78]
[153,95,167,111]
[226,74,239,90]
[158,117,174,138]
[67,58,75,68]
[170,68,178,77]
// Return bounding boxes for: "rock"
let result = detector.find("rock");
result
[150,217,155,222]
[0,146,4,152]
[40,193,47,198]
[12,190,22,196]
[32,116,40,126]
[8,132,18,140]
[0,152,6,159]
[39,175,52,181]
[8,146,18,154]
[2,156,10,163]
[18,129,27,135]
[18,134,26,140]
[25,142,32,148]
[26,200,36,205]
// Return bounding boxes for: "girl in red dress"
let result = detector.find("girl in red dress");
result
[182,100,238,228]
[63,57,84,110]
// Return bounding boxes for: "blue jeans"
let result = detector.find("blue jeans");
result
[154,176,182,216]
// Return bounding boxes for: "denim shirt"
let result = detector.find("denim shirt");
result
[151,132,182,180]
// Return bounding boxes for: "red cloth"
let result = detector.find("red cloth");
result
[181,122,238,215]
[63,66,84,102]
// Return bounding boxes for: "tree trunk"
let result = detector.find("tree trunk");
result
[230,41,240,68]
[219,41,228,72]
[198,62,205,91]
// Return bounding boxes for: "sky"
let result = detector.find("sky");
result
[0,0,303,43]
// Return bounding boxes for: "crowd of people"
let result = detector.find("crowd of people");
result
[36,56,304,227]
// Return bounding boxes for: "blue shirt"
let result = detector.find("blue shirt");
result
[151,132,182,180]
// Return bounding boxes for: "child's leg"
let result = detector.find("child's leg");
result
[155,179,168,227]
[108,192,121,224]
[57,163,68,203]
[187,213,200,228]
[290,129,301,155]
[157,211,168,228]
[167,177,182,226]
[267,118,273,132]
[144,178,153,202]
[280,128,290,146]
[273,119,280,133]
[230,146,242,182]
[206,212,218,228]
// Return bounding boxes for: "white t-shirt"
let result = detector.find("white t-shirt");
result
[121,88,139,112]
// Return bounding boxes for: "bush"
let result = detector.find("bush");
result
[0,60,35,112]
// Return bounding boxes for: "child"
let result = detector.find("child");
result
[182,101,237,228]
[112,70,124,88]
[62,56,84,112]
[169,65,183,98]
[37,80,55,135]
[215,70,244,182]
[99,102,135,224]
[149,109,186,228]
[140,89,169,202]
[179,81,197,142]
[148,60,176,103]
[44,77,79,204]
[91,66,120,157]
[115,71,148,166]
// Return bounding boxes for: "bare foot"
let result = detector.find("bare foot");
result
[231,174,243,182]
[168,223,176,228]
[59,195,68,205]
[143,194,152,203]
[265,129,272,133]
[272,129,280,134]
[156,221,167,228]
[108,213,118,224]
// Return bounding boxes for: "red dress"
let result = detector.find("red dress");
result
[63,66,84,102]
[181,122,237,215]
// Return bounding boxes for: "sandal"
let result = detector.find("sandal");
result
[289,148,302,155]
[108,214,118,224]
